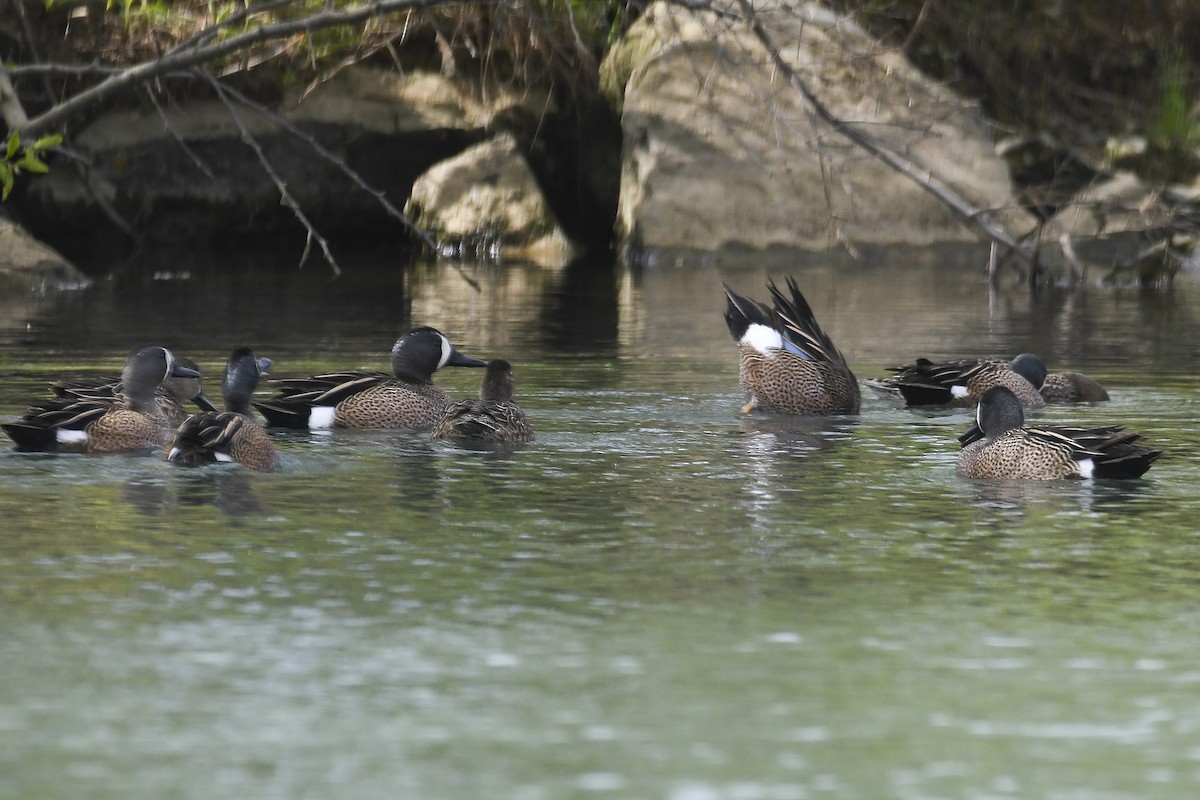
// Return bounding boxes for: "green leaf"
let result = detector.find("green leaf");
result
[31,134,63,152]
[5,132,19,160]
[17,153,48,174]
[0,163,14,201]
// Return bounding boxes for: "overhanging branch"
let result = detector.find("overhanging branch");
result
[16,0,477,138]
[731,0,1039,273]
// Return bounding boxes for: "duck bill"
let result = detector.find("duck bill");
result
[446,349,486,368]
[192,391,219,413]
[957,423,984,447]
[171,362,201,379]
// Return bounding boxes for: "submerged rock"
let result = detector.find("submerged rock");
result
[405,133,576,266]
[0,216,88,290]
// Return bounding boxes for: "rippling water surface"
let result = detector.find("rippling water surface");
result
[3,245,1200,799]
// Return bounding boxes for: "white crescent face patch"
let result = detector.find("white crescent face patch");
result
[741,323,783,356]
[438,334,453,369]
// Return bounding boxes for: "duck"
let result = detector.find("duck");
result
[432,359,534,443]
[253,326,486,429]
[1039,369,1110,403]
[956,386,1161,480]
[165,347,278,472]
[50,356,217,427]
[721,276,860,415]
[2,345,202,453]
[869,353,1048,409]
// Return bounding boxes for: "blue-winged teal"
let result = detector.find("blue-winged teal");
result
[870,353,1047,408]
[956,386,1161,480]
[432,359,534,443]
[870,353,1109,407]
[51,356,218,427]
[253,327,486,430]
[1039,370,1110,403]
[166,348,278,472]
[722,277,860,416]
[2,345,202,453]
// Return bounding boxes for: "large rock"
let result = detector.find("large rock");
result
[601,1,1033,261]
[15,69,602,265]
[0,216,88,290]
[405,133,575,265]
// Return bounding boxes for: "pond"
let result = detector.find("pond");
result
[2,244,1200,799]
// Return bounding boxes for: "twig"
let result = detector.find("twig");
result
[731,0,1040,274]
[9,62,124,78]
[210,78,481,290]
[0,63,29,132]
[173,0,300,52]
[145,84,216,180]
[17,0,479,138]
[208,79,433,247]
[201,70,341,276]
[8,0,58,107]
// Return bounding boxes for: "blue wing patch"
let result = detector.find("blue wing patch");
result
[782,340,813,360]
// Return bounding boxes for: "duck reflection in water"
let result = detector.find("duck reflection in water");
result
[173,471,265,518]
[117,470,265,519]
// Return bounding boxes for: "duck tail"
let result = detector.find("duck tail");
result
[721,282,775,342]
[2,421,58,452]
[252,401,312,429]
[1091,445,1163,479]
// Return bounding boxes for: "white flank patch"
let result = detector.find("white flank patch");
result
[951,385,970,399]
[1076,458,1095,479]
[56,429,88,445]
[215,452,234,462]
[438,334,453,368]
[741,323,783,355]
[309,406,337,429]
[167,447,181,461]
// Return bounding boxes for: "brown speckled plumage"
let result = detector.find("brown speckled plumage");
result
[877,354,1046,409]
[2,346,201,453]
[1040,371,1110,403]
[166,349,278,472]
[956,386,1161,480]
[52,357,217,427]
[254,327,485,430]
[432,360,534,443]
[332,380,451,429]
[722,277,860,416]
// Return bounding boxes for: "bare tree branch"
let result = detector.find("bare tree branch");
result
[209,82,421,240]
[16,0,478,138]
[202,70,341,276]
[731,0,1040,274]
[0,64,30,132]
[145,84,217,180]
[209,78,482,290]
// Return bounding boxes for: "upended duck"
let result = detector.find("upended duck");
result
[166,348,278,472]
[432,359,534,443]
[956,386,1161,480]
[253,327,486,430]
[2,345,202,453]
[721,276,860,416]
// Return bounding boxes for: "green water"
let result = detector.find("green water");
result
[2,246,1200,799]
